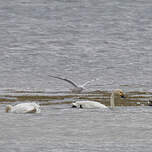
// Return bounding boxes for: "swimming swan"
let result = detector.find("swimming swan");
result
[72,100,108,109]
[48,75,99,93]
[5,103,41,113]
[72,89,125,109]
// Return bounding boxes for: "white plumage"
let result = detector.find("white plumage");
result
[72,89,125,109]
[72,101,107,109]
[5,103,41,114]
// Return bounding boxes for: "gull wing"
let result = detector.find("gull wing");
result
[48,75,78,88]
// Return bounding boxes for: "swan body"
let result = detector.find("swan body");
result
[6,103,41,113]
[72,89,125,109]
[72,101,108,109]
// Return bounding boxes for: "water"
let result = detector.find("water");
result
[0,105,152,152]
[0,0,152,151]
[0,0,152,93]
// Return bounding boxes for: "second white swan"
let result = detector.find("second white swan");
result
[72,89,125,109]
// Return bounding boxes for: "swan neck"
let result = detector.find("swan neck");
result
[110,93,115,108]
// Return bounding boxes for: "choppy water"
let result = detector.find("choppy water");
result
[0,0,152,151]
[1,105,152,152]
[0,0,152,93]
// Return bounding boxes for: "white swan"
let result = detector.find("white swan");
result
[48,75,99,93]
[5,103,41,113]
[72,89,125,109]
[72,101,108,109]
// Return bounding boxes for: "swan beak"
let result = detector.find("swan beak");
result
[120,92,125,98]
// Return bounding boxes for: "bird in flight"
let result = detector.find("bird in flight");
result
[48,75,99,93]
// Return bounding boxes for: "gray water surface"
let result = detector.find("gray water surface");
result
[0,0,152,93]
[0,0,152,151]
[0,105,152,152]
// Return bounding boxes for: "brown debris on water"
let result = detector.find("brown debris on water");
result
[0,90,151,106]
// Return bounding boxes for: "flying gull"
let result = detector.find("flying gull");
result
[48,75,99,93]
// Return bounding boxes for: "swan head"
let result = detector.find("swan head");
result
[5,105,13,113]
[72,102,78,108]
[110,89,125,108]
[71,102,83,108]
[112,89,125,98]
